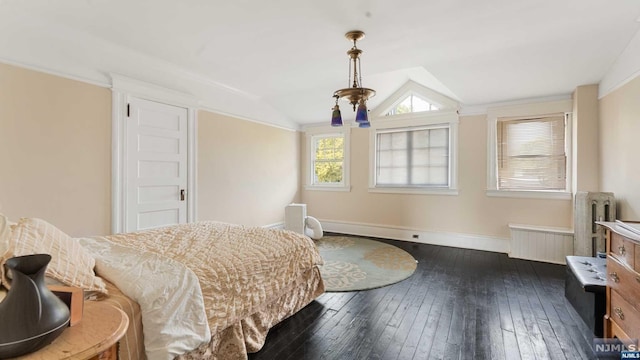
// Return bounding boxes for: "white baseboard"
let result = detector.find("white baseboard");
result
[320,220,510,254]
[263,221,284,230]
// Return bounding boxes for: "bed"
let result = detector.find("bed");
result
[0,216,325,360]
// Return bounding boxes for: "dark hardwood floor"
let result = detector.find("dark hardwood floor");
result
[249,237,598,360]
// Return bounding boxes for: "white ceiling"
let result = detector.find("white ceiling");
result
[1,0,640,129]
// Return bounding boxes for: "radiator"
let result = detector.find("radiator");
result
[574,191,615,257]
[509,224,574,264]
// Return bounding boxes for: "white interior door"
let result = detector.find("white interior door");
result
[125,97,188,232]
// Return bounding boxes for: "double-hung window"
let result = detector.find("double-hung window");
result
[312,135,344,185]
[487,100,572,199]
[369,112,459,195]
[305,126,351,191]
[497,115,567,191]
[376,126,449,187]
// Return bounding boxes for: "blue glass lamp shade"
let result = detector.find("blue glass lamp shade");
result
[359,120,370,128]
[356,100,369,123]
[331,105,343,126]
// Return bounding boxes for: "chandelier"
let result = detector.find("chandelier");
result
[331,30,376,128]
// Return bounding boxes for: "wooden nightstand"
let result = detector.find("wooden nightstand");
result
[15,301,129,360]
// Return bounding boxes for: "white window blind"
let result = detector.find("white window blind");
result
[376,126,449,186]
[497,114,566,190]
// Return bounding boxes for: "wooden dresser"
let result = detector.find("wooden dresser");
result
[598,221,640,341]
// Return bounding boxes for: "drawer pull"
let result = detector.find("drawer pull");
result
[618,245,626,256]
[614,307,625,320]
[609,272,620,283]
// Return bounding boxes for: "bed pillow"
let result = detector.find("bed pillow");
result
[3,217,107,294]
[0,215,10,256]
[0,215,12,287]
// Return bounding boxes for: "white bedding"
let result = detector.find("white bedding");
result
[78,237,211,360]
[78,221,324,360]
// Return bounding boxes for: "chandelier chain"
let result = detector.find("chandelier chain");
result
[348,53,352,88]
[358,54,363,90]
[331,30,376,127]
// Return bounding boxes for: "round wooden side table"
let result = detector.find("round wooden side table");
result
[15,301,128,360]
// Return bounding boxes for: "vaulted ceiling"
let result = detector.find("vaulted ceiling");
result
[1,0,639,129]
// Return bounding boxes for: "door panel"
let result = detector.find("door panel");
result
[138,185,179,203]
[137,209,180,230]
[126,97,188,232]
[138,160,180,178]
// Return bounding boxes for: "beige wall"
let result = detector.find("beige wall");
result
[599,75,640,220]
[302,115,573,240]
[0,63,301,235]
[197,111,300,226]
[6,59,621,241]
[573,84,600,193]
[0,63,112,236]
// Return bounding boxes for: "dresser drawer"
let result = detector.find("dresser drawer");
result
[610,290,640,340]
[611,232,635,267]
[607,257,640,311]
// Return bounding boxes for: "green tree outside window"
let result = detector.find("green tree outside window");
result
[314,137,344,184]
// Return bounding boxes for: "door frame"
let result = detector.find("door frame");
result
[110,74,198,234]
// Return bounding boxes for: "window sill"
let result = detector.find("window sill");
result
[304,185,351,192]
[369,187,458,196]
[486,189,572,200]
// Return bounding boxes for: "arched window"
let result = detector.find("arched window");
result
[385,94,439,116]
[369,81,460,195]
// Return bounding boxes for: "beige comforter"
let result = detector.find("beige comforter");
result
[94,221,323,358]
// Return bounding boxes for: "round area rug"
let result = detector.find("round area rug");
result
[316,236,417,292]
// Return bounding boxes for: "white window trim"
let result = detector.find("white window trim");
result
[372,80,460,118]
[304,125,351,192]
[486,100,573,200]
[368,111,459,195]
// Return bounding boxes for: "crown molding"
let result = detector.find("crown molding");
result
[198,104,299,132]
[599,28,640,99]
[0,14,294,131]
[0,57,111,88]
[0,58,299,131]
[110,74,199,108]
[458,93,573,116]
